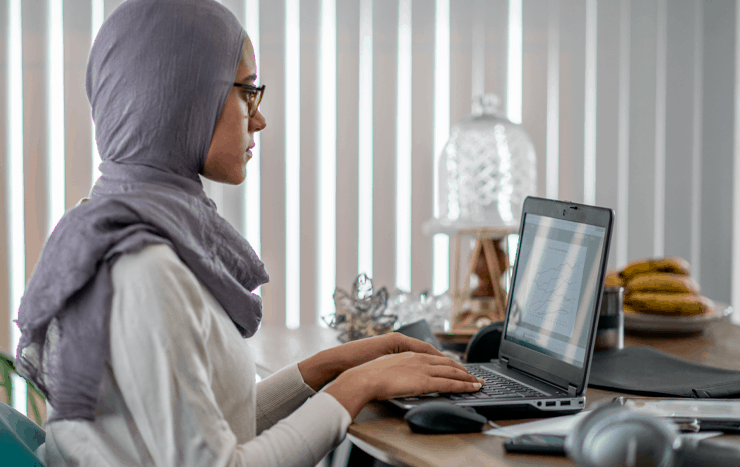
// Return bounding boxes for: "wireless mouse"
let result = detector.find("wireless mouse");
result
[404,401,488,434]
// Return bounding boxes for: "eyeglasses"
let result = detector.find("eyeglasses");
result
[233,83,265,117]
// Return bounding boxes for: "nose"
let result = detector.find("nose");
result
[249,110,267,133]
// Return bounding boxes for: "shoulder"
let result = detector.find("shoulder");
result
[111,244,201,296]
[110,244,213,337]
[112,243,187,277]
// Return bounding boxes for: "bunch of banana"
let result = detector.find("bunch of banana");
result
[604,257,713,316]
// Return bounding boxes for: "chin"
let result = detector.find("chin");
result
[223,173,246,185]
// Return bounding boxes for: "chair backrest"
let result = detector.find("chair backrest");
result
[0,400,46,466]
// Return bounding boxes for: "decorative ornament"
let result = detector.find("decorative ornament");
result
[323,274,397,343]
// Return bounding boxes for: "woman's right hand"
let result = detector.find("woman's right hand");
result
[321,352,483,419]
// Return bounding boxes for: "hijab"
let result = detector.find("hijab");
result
[15,0,269,423]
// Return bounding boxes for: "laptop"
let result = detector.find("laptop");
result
[390,196,614,416]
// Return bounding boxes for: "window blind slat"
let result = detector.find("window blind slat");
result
[410,0,435,294]
[482,0,509,111]
[64,0,93,210]
[627,0,658,262]
[22,1,49,282]
[299,0,319,326]
[690,0,703,285]
[700,0,735,305]
[259,0,288,326]
[1,0,10,354]
[522,0,549,198]
[558,0,587,204]
[371,0,399,291]
[733,0,740,317]
[664,0,701,270]
[594,0,623,270]
[450,0,473,128]
[335,0,360,295]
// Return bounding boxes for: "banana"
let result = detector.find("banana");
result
[624,292,713,316]
[624,273,700,295]
[604,270,624,288]
[620,257,691,281]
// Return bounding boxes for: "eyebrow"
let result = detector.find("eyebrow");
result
[240,73,257,83]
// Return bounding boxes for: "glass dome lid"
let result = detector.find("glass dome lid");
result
[423,94,537,235]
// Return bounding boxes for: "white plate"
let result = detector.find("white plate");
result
[623,301,733,333]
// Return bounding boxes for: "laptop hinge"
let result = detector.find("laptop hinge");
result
[568,384,578,397]
[500,357,509,366]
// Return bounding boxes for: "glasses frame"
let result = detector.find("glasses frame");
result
[233,83,265,117]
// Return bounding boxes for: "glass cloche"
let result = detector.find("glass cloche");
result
[424,94,537,235]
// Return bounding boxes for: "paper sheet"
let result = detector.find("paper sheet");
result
[484,412,722,442]
[484,412,589,438]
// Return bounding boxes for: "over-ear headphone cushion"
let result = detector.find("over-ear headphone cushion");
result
[465,321,505,363]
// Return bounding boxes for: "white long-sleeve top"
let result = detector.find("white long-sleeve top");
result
[42,244,352,466]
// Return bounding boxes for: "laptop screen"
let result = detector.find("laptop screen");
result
[504,213,607,368]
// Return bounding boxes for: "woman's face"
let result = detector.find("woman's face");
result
[201,37,266,185]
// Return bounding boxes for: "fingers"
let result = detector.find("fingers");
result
[395,334,447,358]
[414,353,471,374]
[395,351,482,384]
[426,364,482,384]
[428,377,483,394]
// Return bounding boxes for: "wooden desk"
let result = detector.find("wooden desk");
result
[252,321,740,467]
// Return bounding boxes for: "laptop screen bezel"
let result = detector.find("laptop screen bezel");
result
[498,196,614,395]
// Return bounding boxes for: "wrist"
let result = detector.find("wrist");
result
[298,349,346,391]
[322,369,375,419]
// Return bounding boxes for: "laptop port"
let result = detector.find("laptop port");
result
[546,401,556,407]
[561,401,571,406]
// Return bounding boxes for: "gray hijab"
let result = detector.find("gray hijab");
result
[15,0,268,423]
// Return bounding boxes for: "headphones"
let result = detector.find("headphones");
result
[566,403,740,467]
[464,321,504,363]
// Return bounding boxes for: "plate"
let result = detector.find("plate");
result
[623,301,733,333]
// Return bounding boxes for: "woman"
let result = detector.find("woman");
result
[16,1,482,465]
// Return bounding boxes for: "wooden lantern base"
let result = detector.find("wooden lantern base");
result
[451,227,514,331]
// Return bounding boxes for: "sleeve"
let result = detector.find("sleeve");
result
[255,363,317,434]
[109,248,352,467]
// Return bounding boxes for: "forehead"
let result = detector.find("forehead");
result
[237,37,257,79]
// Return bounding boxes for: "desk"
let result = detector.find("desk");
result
[251,321,740,467]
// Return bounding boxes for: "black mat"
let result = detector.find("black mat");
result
[588,346,740,398]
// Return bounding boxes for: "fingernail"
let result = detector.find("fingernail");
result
[473,383,482,389]
[477,378,485,384]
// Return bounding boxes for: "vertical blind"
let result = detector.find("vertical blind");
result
[2,0,740,354]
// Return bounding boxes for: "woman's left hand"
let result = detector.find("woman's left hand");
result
[297,333,447,391]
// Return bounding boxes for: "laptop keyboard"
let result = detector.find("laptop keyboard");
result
[443,365,545,400]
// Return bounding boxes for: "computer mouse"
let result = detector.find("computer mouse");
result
[404,401,488,434]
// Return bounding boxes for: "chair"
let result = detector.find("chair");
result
[0,352,47,465]
[0,400,46,466]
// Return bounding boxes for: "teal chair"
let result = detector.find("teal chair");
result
[0,400,46,466]
[0,352,47,466]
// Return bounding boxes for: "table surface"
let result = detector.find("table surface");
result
[250,320,740,467]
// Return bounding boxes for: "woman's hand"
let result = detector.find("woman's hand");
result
[297,333,451,391]
[321,351,483,419]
